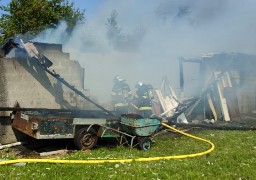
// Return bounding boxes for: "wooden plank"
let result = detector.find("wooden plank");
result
[214,71,230,121]
[207,93,217,121]
[224,87,241,121]
[39,149,69,157]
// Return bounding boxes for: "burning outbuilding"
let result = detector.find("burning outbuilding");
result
[177,53,256,124]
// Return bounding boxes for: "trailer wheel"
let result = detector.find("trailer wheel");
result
[138,137,152,151]
[74,128,98,150]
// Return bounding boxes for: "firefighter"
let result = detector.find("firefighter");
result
[133,81,154,117]
[111,75,132,116]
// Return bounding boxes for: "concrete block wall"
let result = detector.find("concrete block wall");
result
[0,42,99,144]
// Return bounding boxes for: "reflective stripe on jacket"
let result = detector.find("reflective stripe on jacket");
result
[114,103,128,107]
[138,106,152,111]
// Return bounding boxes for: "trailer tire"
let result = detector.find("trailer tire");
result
[74,128,98,150]
[138,137,152,151]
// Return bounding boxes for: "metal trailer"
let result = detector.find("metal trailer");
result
[11,111,161,150]
[11,109,117,138]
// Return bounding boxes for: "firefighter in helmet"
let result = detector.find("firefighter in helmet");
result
[133,81,154,117]
[111,75,132,116]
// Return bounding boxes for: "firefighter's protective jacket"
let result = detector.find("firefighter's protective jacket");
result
[134,84,154,111]
[111,81,132,108]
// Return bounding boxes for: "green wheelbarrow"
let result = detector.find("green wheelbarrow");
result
[119,114,161,150]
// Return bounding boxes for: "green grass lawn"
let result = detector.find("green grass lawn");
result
[0,129,255,180]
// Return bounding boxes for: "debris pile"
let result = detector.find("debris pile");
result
[154,53,256,128]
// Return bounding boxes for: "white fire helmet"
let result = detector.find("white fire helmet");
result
[114,75,125,82]
[136,81,143,88]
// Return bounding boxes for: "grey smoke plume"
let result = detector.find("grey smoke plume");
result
[34,0,256,102]
[33,21,69,44]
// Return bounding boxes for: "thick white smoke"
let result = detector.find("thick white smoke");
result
[34,0,256,103]
[33,21,69,44]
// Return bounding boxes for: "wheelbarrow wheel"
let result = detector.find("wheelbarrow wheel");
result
[138,137,152,151]
[74,128,98,150]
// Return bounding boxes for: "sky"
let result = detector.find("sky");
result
[71,0,105,18]
[2,0,256,103]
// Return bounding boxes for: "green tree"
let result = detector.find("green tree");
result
[0,0,85,44]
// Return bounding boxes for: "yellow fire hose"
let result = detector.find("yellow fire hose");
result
[0,123,215,165]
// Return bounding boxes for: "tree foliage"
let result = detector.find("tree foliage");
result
[0,0,85,44]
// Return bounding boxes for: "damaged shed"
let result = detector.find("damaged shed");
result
[179,53,256,123]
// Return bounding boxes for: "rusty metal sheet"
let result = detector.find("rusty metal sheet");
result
[120,115,161,137]
[12,112,74,139]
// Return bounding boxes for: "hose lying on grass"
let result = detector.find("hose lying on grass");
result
[0,123,215,165]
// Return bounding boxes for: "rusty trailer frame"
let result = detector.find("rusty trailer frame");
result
[11,111,109,139]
